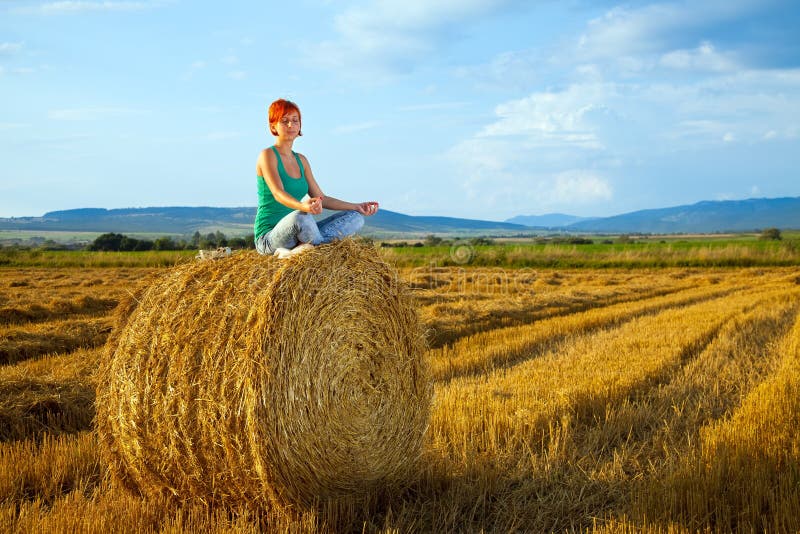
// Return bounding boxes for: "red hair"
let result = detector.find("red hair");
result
[268,98,302,136]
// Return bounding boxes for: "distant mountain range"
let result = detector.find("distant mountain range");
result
[2,207,257,235]
[565,197,800,233]
[0,207,530,237]
[506,213,595,227]
[1,197,798,237]
[507,197,800,233]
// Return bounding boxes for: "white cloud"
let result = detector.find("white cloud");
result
[15,1,168,15]
[447,48,800,217]
[716,185,767,202]
[479,84,611,150]
[446,136,524,208]
[671,119,727,142]
[0,41,38,76]
[0,42,23,55]
[660,41,737,72]
[40,1,147,13]
[471,67,800,153]
[341,0,515,29]
[665,70,800,144]
[333,0,513,46]
[227,70,246,80]
[538,0,786,83]
[455,1,783,91]
[306,0,527,74]
[454,49,542,91]
[446,137,614,214]
[444,84,624,214]
[579,4,685,58]
[576,1,761,61]
[552,171,613,204]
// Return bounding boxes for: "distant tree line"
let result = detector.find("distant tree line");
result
[380,236,498,248]
[87,231,256,251]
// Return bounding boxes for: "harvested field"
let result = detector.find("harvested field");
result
[1,254,799,532]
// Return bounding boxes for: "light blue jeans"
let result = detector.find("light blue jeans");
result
[255,210,364,255]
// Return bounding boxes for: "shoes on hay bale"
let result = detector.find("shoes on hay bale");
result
[195,246,232,260]
[95,239,432,510]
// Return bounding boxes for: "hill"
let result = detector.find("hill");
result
[565,197,800,233]
[2,197,798,238]
[361,210,531,235]
[0,207,531,237]
[506,213,594,227]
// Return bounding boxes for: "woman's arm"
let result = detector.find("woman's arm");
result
[298,154,379,216]
[323,196,379,215]
[258,149,322,214]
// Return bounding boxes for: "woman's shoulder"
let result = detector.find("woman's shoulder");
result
[258,147,277,163]
[256,147,276,177]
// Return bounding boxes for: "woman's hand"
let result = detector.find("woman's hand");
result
[355,201,379,216]
[301,196,324,215]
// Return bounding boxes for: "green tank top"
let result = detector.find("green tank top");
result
[254,146,309,239]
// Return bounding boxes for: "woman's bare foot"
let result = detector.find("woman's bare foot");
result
[287,243,314,256]
[273,243,314,260]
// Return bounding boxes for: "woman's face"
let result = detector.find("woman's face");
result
[274,112,301,138]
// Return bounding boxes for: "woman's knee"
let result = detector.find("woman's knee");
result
[293,212,322,243]
[348,211,365,231]
[331,210,364,237]
[286,210,312,225]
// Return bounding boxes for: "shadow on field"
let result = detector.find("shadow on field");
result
[434,286,738,384]
[0,378,96,442]
[357,317,734,532]
[0,297,118,327]
[0,318,112,366]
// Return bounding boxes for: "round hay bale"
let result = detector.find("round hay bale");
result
[95,240,431,509]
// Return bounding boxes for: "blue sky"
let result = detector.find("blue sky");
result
[1,0,798,221]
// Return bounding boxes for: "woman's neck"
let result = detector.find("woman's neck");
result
[273,140,294,156]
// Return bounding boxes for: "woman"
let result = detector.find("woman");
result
[254,99,379,257]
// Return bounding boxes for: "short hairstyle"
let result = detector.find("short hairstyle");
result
[268,99,302,136]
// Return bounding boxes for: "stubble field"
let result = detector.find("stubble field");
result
[1,256,799,532]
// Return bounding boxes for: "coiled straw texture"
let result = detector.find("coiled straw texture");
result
[95,240,431,509]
